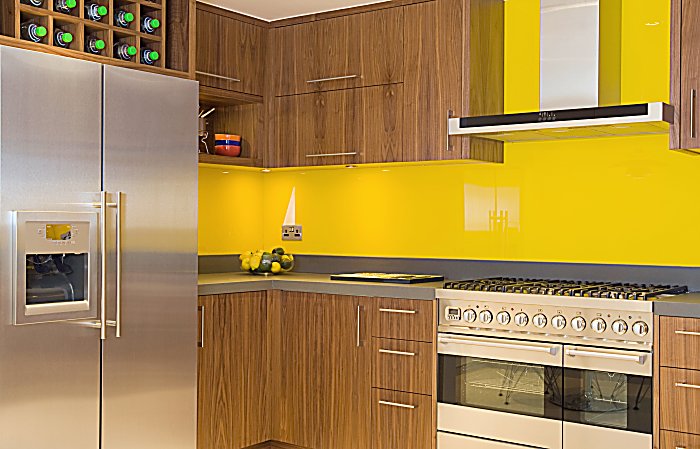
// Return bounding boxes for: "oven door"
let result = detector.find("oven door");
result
[438,333,564,449]
[562,346,653,449]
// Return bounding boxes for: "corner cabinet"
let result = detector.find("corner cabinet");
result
[671,0,700,154]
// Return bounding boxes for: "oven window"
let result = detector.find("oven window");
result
[438,354,563,420]
[562,369,652,434]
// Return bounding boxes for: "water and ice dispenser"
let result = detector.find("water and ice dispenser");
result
[12,211,98,324]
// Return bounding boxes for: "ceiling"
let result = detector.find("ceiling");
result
[199,0,392,21]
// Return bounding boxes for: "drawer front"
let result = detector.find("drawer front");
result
[660,316,700,370]
[661,430,700,449]
[372,389,433,449]
[372,298,435,342]
[660,367,700,434]
[373,337,433,395]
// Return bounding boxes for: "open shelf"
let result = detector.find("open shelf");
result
[198,153,261,168]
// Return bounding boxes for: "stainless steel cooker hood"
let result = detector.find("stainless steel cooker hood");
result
[449,0,674,143]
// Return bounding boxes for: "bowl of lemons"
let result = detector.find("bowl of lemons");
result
[240,247,294,275]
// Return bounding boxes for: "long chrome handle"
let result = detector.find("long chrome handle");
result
[691,89,697,139]
[198,305,205,348]
[379,308,416,315]
[306,152,357,158]
[306,74,359,84]
[565,348,646,365]
[378,400,415,410]
[438,335,559,356]
[447,110,453,152]
[356,305,361,347]
[676,330,700,336]
[675,382,700,390]
[74,320,116,329]
[115,192,122,338]
[379,349,415,357]
[100,191,108,340]
[195,71,241,83]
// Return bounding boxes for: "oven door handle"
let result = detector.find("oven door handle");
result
[565,348,647,365]
[438,335,560,356]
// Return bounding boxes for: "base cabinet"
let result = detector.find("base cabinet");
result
[372,389,433,449]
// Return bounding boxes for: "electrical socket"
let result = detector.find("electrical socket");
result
[282,225,303,241]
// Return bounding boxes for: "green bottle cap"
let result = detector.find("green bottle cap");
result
[35,26,47,37]
[97,5,108,16]
[62,32,73,43]
[94,39,106,50]
[127,45,137,56]
[151,18,160,28]
[124,12,134,22]
[66,0,76,7]
[149,50,159,61]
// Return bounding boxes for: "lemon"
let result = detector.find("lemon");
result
[271,262,281,274]
[239,251,252,261]
[249,255,261,271]
[241,259,251,271]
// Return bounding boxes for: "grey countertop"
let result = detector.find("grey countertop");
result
[198,272,442,300]
[199,272,700,316]
[654,293,700,318]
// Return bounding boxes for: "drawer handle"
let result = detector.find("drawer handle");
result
[195,71,241,83]
[676,446,687,449]
[306,74,359,84]
[306,152,357,158]
[378,349,416,357]
[378,400,415,409]
[379,308,417,315]
[675,382,700,390]
[675,330,700,337]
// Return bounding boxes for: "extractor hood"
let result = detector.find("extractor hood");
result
[449,0,674,142]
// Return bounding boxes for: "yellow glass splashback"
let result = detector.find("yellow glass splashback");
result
[199,0,700,267]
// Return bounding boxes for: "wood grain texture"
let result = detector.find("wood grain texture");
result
[660,431,700,449]
[0,0,14,37]
[272,7,402,96]
[198,153,261,167]
[659,316,700,370]
[372,337,433,395]
[201,103,263,161]
[371,297,435,343]
[196,7,266,96]
[653,314,660,449]
[197,293,269,449]
[371,389,433,449]
[268,291,371,449]
[670,0,682,151]
[273,84,403,167]
[199,85,263,106]
[271,0,428,27]
[679,0,700,153]
[660,367,700,435]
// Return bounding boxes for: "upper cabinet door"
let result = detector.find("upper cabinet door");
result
[196,9,266,96]
[679,0,700,152]
[272,7,404,96]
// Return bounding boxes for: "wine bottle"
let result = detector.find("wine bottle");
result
[114,42,137,61]
[20,0,43,8]
[20,22,48,43]
[54,0,77,13]
[114,10,134,28]
[85,35,106,54]
[140,49,159,65]
[54,29,74,47]
[85,2,108,21]
[141,16,160,34]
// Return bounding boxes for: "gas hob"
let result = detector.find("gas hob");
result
[437,277,689,349]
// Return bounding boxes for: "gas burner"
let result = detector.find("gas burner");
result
[443,277,688,301]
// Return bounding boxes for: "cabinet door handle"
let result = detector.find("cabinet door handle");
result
[306,152,357,158]
[306,74,359,84]
[447,110,453,152]
[675,382,700,390]
[378,400,415,409]
[356,305,361,347]
[675,330,700,336]
[379,308,416,314]
[198,305,205,348]
[378,349,415,356]
[196,71,241,83]
[691,88,697,139]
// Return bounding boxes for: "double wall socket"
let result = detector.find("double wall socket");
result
[282,225,302,241]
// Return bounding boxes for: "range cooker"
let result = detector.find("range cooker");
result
[436,278,688,449]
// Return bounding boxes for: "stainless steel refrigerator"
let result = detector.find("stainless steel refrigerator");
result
[0,46,198,449]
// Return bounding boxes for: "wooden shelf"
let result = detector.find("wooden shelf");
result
[199,153,261,167]
[199,85,263,107]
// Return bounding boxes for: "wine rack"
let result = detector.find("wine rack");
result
[0,0,187,74]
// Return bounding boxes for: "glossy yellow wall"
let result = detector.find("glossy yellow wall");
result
[200,0,700,267]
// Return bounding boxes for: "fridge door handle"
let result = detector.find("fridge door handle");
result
[115,191,122,338]
[100,191,108,340]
